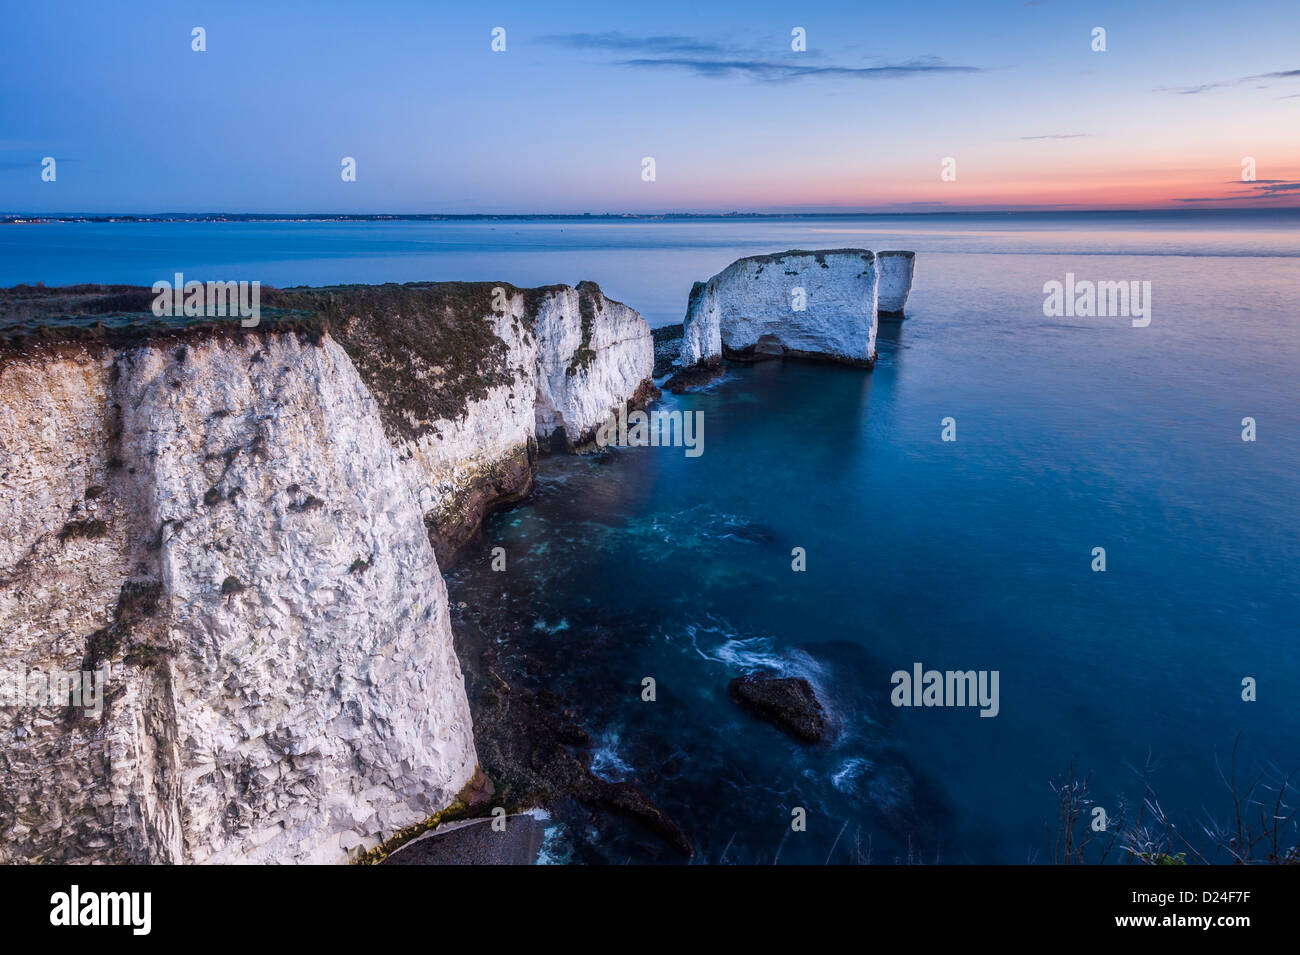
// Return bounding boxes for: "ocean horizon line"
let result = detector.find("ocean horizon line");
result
[5,207,1300,223]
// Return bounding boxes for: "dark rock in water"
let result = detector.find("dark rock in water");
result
[663,356,725,393]
[459,764,497,809]
[728,675,829,742]
[576,778,693,857]
[651,323,684,378]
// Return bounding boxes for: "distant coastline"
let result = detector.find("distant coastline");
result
[5,208,1300,225]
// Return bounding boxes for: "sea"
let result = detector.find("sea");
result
[4,211,1297,864]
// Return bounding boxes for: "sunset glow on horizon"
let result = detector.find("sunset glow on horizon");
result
[2,0,1298,214]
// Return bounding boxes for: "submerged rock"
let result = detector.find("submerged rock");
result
[728,674,830,743]
[460,639,693,858]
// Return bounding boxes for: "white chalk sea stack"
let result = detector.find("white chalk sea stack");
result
[677,249,914,371]
[877,251,916,316]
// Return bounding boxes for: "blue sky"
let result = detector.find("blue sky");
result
[2,0,1298,212]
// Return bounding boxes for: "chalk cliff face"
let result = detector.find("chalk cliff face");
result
[532,282,657,451]
[276,281,655,561]
[0,332,477,864]
[0,279,655,864]
[677,250,879,369]
[877,251,916,316]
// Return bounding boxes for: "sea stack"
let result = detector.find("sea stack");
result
[877,251,916,317]
[673,249,914,383]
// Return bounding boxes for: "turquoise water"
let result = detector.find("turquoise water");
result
[5,213,1298,863]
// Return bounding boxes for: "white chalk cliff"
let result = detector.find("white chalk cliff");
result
[532,284,657,450]
[0,280,655,863]
[317,282,654,561]
[677,249,916,370]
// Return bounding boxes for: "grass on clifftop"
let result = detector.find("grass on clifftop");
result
[0,281,543,441]
[272,282,529,442]
[1,279,636,442]
[0,284,326,352]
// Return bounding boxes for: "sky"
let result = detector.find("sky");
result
[1,0,1298,214]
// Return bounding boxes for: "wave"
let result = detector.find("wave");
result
[831,756,875,793]
[589,727,635,783]
[684,620,829,687]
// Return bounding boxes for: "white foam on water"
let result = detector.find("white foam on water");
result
[832,757,874,794]
[535,811,572,866]
[589,726,635,782]
[687,622,827,683]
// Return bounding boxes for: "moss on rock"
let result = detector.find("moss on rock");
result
[270,282,527,443]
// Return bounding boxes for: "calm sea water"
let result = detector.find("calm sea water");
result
[6,213,1298,863]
